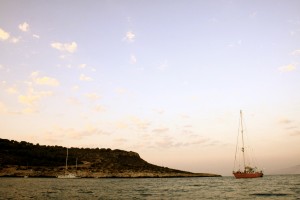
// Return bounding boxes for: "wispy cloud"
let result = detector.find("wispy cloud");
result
[31,71,60,86]
[10,37,20,43]
[6,86,18,94]
[79,64,87,69]
[46,125,110,141]
[158,60,169,71]
[152,127,169,134]
[35,77,60,86]
[18,22,29,32]
[290,131,300,136]
[94,105,106,112]
[0,28,10,40]
[278,119,293,124]
[129,116,151,131]
[291,50,300,56]
[67,97,81,106]
[84,93,101,101]
[33,34,40,39]
[18,90,53,106]
[72,85,80,91]
[124,31,135,42]
[0,28,21,43]
[130,54,137,64]
[115,88,128,95]
[278,64,297,72]
[79,74,93,81]
[51,41,77,53]
[278,118,300,136]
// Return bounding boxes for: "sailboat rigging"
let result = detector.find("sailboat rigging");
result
[57,148,81,179]
[233,110,263,178]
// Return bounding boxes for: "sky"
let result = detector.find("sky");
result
[0,0,300,176]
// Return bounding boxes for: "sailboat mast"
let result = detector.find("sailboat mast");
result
[65,148,68,171]
[240,110,246,171]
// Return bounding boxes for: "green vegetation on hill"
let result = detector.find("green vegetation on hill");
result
[0,138,181,173]
[0,138,221,177]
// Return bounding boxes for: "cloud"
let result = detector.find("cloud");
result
[155,135,175,148]
[18,90,53,106]
[290,131,300,136]
[33,34,40,39]
[19,22,29,32]
[18,94,40,106]
[116,121,129,130]
[0,28,19,43]
[130,54,137,64]
[180,114,190,119]
[125,31,135,42]
[79,74,93,81]
[278,119,293,124]
[278,64,297,72]
[79,64,87,69]
[84,93,101,101]
[50,125,110,140]
[0,28,10,40]
[158,60,169,71]
[291,50,300,56]
[94,105,106,112]
[31,71,39,78]
[30,71,60,86]
[129,116,151,131]
[6,87,18,94]
[35,77,60,86]
[114,138,127,146]
[10,37,20,43]
[59,125,109,140]
[67,97,81,106]
[51,41,77,53]
[115,88,128,95]
[72,85,80,91]
[152,127,169,134]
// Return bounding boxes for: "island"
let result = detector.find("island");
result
[0,138,221,178]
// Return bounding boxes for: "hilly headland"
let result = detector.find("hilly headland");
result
[0,139,220,178]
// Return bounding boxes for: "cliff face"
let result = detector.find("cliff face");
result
[0,138,221,178]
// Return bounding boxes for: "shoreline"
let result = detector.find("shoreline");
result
[0,166,221,178]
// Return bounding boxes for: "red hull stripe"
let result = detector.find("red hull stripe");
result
[233,172,263,179]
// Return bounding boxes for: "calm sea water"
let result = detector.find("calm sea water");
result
[0,175,299,199]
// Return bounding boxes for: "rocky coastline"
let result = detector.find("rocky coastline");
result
[0,166,220,178]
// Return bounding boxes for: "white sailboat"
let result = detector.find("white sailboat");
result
[57,148,81,179]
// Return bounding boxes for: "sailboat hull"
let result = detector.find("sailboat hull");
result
[57,174,81,179]
[233,172,263,179]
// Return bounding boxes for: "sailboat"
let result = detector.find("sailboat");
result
[233,110,263,179]
[57,148,81,179]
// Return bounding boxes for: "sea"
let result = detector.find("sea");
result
[0,175,299,199]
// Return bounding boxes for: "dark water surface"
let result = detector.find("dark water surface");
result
[0,175,299,199]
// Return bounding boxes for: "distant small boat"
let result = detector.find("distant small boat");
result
[57,148,81,179]
[57,173,80,179]
[233,110,263,179]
